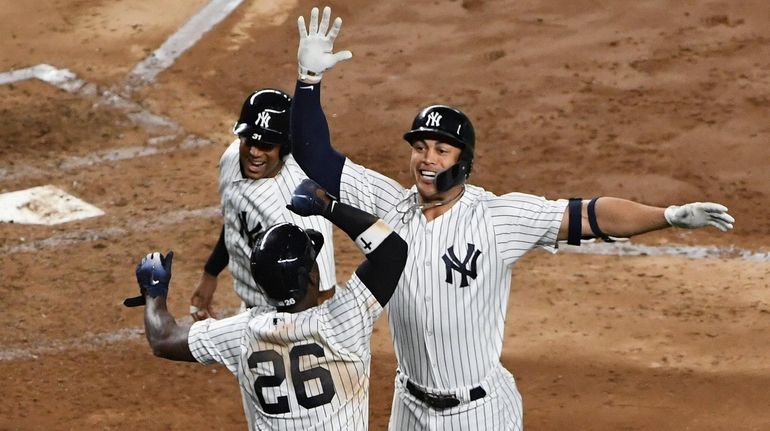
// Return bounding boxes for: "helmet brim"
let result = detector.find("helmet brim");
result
[233,122,290,146]
[403,128,466,149]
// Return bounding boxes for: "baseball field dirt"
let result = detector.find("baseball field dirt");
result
[1,1,768,430]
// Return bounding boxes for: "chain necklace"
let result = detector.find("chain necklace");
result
[396,186,465,223]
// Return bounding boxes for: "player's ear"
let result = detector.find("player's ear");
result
[310,263,320,288]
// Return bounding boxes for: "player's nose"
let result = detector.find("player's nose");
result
[249,145,265,156]
[422,148,439,164]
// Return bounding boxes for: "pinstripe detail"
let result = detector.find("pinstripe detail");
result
[337,160,567,429]
[218,140,337,307]
[188,274,381,430]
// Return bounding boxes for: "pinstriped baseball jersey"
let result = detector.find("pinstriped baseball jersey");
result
[337,160,568,390]
[218,140,336,307]
[189,272,383,430]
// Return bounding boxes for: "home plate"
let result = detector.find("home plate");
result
[0,185,104,225]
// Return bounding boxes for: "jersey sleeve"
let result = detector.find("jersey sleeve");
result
[188,311,252,374]
[324,273,384,355]
[338,159,406,219]
[217,140,241,198]
[488,192,568,262]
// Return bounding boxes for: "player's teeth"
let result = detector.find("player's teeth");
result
[421,171,436,178]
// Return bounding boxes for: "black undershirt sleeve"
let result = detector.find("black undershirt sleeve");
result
[203,226,229,276]
[324,202,407,307]
[290,81,346,197]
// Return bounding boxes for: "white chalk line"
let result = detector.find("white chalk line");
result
[0,0,244,181]
[123,0,245,90]
[0,65,215,182]
[1,206,220,254]
[562,241,770,263]
[0,308,240,362]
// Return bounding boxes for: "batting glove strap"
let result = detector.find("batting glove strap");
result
[298,66,324,84]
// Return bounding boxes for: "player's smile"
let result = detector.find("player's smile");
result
[410,139,462,201]
[239,138,283,180]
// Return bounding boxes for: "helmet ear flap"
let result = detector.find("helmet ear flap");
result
[279,140,292,158]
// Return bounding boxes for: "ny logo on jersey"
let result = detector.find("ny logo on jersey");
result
[442,243,482,288]
[256,111,271,128]
[426,112,442,127]
[239,211,263,249]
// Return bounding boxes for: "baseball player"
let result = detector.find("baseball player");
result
[287,7,736,430]
[188,88,340,428]
[189,88,337,321]
[125,179,408,430]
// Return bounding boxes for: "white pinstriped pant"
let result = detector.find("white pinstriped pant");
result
[388,364,523,431]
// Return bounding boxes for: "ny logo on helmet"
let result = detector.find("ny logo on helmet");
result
[256,111,271,129]
[442,243,482,288]
[426,112,442,128]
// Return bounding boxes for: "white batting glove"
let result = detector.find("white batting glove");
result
[297,6,352,83]
[664,202,735,232]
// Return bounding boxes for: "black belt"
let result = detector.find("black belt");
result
[405,380,486,410]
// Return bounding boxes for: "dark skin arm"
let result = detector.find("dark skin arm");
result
[144,295,196,362]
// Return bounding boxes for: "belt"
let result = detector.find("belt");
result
[405,379,486,410]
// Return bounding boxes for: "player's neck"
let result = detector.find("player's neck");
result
[420,185,464,222]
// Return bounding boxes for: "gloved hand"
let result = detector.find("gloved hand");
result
[124,251,174,307]
[287,178,336,217]
[297,6,352,83]
[664,203,735,232]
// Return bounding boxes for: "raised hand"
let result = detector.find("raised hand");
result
[125,251,174,307]
[297,6,353,83]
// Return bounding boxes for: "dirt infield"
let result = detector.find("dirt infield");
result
[1,1,768,430]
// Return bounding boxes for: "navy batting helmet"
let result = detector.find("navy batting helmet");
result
[403,105,476,191]
[249,223,324,309]
[233,89,292,157]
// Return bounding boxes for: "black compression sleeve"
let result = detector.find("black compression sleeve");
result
[355,234,407,307]
[324,200,377,238]
[290,81,345,197]
[203,226,229,276]
[324,201,407,307]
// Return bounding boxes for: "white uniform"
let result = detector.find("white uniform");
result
[188,272,383,430]
[337,160,568,430]
[218,140,336,308]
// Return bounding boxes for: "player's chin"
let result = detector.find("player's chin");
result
[415,181,438,200]
[244,163,267,179]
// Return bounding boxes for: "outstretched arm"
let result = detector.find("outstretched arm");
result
[288,179,407,306]
[557,197,735,241]
[290,6,352,196]
[126,251,196,362]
